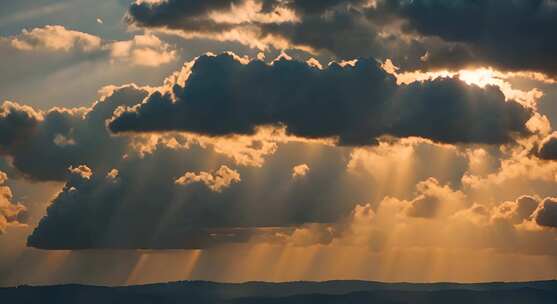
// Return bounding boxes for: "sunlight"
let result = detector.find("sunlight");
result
[458,68,498,87]
[384,61,545,109]
[3,1,557,301]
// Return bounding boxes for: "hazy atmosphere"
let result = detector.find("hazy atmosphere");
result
[2,0,557,289]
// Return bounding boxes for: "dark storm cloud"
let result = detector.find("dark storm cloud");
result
[128,0,241,27]
[0,86,149,181]
[0,102,40,148]
[515,195,540,221]
[0,52,539,250]
[536,133,557,160]
[126,0,363,29]
[492,195,540,225]
[534,198,557,228]
[125,0,419,62]
[269,0,366,15]
[259,6,433,66]
[260,8,388,59]
[0,77,372,249]
[126,0,367,33]
[109,53,533,145]
[374,0,557,75]
[126,0,557,76]
[126,0,247,35]
[27,142,372,249]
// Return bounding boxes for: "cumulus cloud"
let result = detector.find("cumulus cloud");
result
[0,65,335,179]
[268,187,557,255]
[68,165,93,180]
[536,132,557,160]
[534,198,557,228]
[124,0,427,64]
[396,178,468,219]
[8,80,557,251]
[0,52,548,251]
[126,0,303,51]
[405,194,441,219]
[27,142,372,249]
[124,0,557,76]
[0,101,42,148]
[126,127,289,167]
[4,25,177,67]
[106,168,119,179]
[5,80,371,249]
[347,137,469,200]
[492,195,540,225]
[10,25,102,52]
[175,165,241,192]
[461,136,557,202]
[291,163,309,178]
[281,223,335,247]
[0,85,149,181]
[374,0,557,76]
[108,34,177,67]
[0,171,27,234]
[109,53,533,146]
[1,1,557,266]
[126,0,378,53]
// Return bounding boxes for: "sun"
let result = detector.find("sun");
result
[458,68,498,87]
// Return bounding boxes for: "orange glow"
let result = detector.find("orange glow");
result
[383,61,545,109]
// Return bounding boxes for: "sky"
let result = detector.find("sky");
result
[2,0,557,286]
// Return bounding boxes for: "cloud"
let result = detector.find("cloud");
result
[373,0,557,76]
[27,141,372,249]
[492,195,540,225]
[108,34,177,67]
[461,135,557,202]
[4,25,177,67]
[0,52,547,251]
[405,195,441,219]
[2,80,370,249]
[534,198,557,228]
[269,187,557,255]
[175,165,241,192]
[281,223,335,246]
[291,163,310,178]
[106,168,119,179]
[109,53,533,146]
[0,78,324,183]
[10,25,102,52]
[7,80,557,251]
[0,171,27,234]
[125,0,557,77]
[126,127,289,167]
[68,165,93,180]
[126,0,299,49]
[0,85,150,181]
[124,0,415,59]
[0,101,42,148]
[347,137,469,201]
[515,196,541,220]
[536,133,557,160]
[400,178,468,219]
[386,64,546,110]
[264,187,557,256]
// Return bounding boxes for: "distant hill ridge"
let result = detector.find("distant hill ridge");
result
[2,280,557,303]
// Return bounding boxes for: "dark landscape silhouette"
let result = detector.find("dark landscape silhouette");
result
[2,280,557,303]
